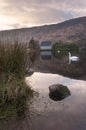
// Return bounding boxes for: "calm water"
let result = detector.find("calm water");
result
[0,50,86,130]
[32,50,86,80]
[25,72,86,130]
[27,50,86,130]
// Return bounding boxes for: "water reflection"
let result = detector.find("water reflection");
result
[68,52,79,64]
[25,72,86,130]
[32,50,86,80]
[40,51,52,60]
[49,84,71,101]
[1,49,85,130]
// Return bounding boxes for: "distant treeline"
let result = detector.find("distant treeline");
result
[53,41,79,51]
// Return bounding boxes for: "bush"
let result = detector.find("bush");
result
[53,41,79,58]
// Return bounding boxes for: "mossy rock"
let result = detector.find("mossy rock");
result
[49,84,71,101]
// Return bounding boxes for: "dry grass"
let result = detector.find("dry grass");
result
[0,41,31,79]
[0,40,34,119]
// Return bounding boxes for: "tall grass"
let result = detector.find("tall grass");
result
[0,40,34,119]
[0,80,33,119]
[0,41,31,80]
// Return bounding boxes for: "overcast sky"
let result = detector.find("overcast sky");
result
[0,0,86,30]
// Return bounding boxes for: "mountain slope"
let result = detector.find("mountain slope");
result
[0,16,86,44]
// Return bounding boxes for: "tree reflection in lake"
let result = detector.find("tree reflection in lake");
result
[32,50,86,80]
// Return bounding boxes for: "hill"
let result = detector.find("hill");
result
[0,16,86,44]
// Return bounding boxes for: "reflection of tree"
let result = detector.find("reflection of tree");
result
[79,47,86,76]
[34,50,86,79]
[51,42,86,79]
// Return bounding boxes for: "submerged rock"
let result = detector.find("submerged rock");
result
[49,84,71,101]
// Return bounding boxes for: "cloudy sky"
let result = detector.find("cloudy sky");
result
[0,0,86,30]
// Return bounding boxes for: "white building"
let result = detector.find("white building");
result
[40,41,52,50]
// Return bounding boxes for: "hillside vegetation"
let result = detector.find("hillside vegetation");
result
[0,17,86,44]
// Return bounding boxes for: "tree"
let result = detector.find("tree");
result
[29,37,39,49]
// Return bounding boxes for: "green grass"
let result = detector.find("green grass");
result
[53,42,79,58]
[0,40,35,119]
[0,79,34,119]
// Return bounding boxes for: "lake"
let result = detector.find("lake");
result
[0,50,86,130]
[31,50,86,80]
[26,50,86,130]
[26,72,86,130]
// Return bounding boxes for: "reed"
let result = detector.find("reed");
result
[0,41,31,80]
[0,40,34,119]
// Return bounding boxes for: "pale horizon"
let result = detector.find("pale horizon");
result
[0,0,86,30]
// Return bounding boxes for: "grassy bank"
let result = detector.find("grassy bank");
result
[0,41,35,119]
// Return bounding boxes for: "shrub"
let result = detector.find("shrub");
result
[53,41,79,58]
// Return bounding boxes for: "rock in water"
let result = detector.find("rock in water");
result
[49,84,71,101]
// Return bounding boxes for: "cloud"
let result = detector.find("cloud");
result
[0,0,86,30]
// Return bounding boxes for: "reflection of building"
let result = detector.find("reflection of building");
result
[41,51,52,60]
[40,41,52,50]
